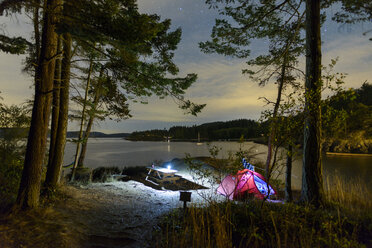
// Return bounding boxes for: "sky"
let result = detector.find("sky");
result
[0,0,371,133]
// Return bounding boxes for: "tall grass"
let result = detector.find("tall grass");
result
[325,174,372,215]
[155,174,372,248]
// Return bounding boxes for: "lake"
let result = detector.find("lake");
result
[63,138,372,190]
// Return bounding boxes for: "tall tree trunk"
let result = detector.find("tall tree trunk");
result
[44,32,72,189]
[77,98,98,168]
[77,69,104,168]
[77,114,93,168]
[265,56,287,179]
[46,35,62,178]
[70,60,93,181]
[301,0,324,206]
[16,0,61,209]
[285,144,293,202]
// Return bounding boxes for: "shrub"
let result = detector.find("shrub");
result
[91,166,121,182]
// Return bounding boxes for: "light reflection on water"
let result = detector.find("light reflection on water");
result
[64,138,372,190]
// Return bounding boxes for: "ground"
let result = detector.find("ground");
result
[0,161,221,248]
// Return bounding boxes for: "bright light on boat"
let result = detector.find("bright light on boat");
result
[167,165,171,170]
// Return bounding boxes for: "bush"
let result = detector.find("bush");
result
[0,159,23,209]
[91,166,121,182]
[122,166,147,177]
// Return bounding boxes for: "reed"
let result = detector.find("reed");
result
[325,174,372,215]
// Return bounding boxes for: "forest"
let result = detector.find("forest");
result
[127,119,264,141]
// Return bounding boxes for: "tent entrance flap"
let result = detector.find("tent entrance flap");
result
[254,175,275,197]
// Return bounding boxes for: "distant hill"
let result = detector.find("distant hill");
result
[66,131,130,138]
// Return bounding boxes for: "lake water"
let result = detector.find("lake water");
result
[64,138,372,190]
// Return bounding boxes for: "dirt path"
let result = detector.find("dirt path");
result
[55,181,185,248]
[1,161,221,247]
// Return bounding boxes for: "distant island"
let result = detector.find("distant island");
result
[66,131,130,139]
[126,119,266,142]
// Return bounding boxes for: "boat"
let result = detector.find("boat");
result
[196,132,203,145]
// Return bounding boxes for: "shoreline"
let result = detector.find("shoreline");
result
[326,152,372,157]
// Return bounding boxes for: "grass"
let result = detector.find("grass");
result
[155,175,372,248]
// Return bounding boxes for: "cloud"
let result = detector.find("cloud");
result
[0,53,33,104]
[323,36,372,86]
[1,1,372,133]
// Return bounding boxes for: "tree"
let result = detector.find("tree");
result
[16,0,62,209]
[76,66,130,168]
[300,0,324,206]
[44,32,72,190]
[0,99,30,205]
[45,0,205,182]
[201,0,306,181]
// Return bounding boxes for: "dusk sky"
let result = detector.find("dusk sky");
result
[0,0,371,133]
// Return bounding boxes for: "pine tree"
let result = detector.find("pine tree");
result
[16,0,62,209]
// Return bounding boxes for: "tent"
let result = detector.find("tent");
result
[217,169,276,200]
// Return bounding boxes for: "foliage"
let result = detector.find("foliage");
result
[92,166,122,182]
[0,101,30,207]
[63,0,205,116]
[333,0,372,24]
[0,34,30,55]
[121,166,147,177]
[322,81,372,141]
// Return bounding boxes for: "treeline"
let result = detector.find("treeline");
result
[322,82,372,153]
[127,83,372,145]
[127,119,265,141]
[323,82,372,139]
[66,132,130,138]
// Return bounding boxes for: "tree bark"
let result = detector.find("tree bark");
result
[285,144,293,202]
[77,99,97,167]
[16,0,61,209]
[300,0,324,206]
[44,32,72,189]
[46,35,62,179]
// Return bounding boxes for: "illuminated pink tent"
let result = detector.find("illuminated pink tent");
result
[217,169,276,200]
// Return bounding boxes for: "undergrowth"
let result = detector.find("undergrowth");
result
[155,175,372,248]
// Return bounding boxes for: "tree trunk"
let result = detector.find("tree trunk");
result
[46,35,62,179]
[265,56,287,179]
[16,0,61,209]
[77,70,103,168]
[285,144,293,202]
[44,33,72,189]
[77,105,95,168]
[300,0,324,206]
[70,60,93,181]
